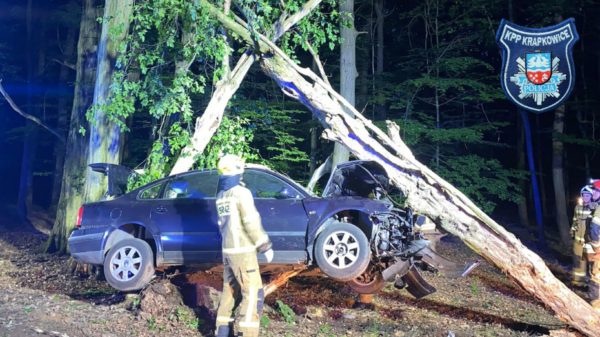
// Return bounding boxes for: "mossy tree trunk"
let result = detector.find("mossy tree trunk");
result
[81,0,134,203]
[45,0,102,254]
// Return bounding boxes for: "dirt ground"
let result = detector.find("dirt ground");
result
[0,218,586,337]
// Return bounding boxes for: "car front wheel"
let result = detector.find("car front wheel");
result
[314,222,370,281]
[103,238,155,292]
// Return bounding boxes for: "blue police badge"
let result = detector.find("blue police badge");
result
[496,19,579,113]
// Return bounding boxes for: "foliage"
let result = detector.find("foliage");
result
[194,116,259,170]
[89,0,345,189]
[276,300,296,324]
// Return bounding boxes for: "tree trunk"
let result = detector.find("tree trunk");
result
[374,0,385,121]
[553,105,570,245]
[517,116,530,228]
[45,0,102,254]
[332,0,357,169]
[51,26,77,209]
[260,53,600,336]
[535,114,549,219]
[17,121,39,221]
[18,0,45,221]
[169,0,323,175]
[81,0,134,203]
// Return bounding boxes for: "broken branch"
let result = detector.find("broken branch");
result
[0,79,65,142]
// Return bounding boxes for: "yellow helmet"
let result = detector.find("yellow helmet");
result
[217,154,245,176]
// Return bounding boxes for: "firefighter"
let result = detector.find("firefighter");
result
[571,185,594,286]
[586,181,600,310]
[214,154,274,337]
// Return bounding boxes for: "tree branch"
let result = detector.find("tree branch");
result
[52,59,76,70]
[0,79,65,142]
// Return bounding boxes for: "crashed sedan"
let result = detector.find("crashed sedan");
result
[68,160,477,296]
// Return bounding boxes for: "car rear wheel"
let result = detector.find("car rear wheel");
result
[103,238,155,292]
[314,222,370,281]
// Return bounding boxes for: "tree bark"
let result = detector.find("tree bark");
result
[553,105,570,245]
[45,0,102,254]
[169,0,323,175]
[51,26,77,209]
[332,0,357,169]
[81,0,134,203]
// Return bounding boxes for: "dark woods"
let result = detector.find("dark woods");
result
[1,0,599,243]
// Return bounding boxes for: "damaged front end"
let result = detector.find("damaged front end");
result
[366,210,480,298]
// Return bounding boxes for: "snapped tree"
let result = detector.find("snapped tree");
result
[203,2,600,335]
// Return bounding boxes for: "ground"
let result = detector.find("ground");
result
[0,215,586,337]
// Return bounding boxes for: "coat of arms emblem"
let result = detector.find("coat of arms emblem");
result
[496,19,579,113]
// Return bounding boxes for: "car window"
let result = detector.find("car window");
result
[165,172,219,199]
[139,183,163,199]
[242,171,300,199]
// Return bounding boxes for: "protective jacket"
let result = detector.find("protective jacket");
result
[216,182,272,255]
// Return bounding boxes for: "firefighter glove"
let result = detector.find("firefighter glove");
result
[264,248,274,263]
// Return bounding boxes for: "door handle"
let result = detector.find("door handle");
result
[155,206,168,214]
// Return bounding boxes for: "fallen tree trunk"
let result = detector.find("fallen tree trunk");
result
[258,54,600,336]
[192,3,600,335]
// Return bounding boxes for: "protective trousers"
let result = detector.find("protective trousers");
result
[572,223,588,283]
[589,259,600,310]
[215,253,265,337]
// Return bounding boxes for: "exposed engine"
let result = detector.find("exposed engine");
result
[370,208,429,259]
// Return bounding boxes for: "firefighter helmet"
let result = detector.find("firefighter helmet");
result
[218,154,245,176]
[582,185,593,196]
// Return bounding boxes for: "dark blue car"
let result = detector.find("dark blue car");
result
[69,161,477,296]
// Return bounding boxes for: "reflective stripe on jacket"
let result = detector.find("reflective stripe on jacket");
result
[216,185,272,255]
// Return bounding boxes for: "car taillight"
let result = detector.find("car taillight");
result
[76,206,84,227]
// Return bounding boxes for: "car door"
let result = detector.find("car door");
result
[151,171,220,264]
[242,170,308,263]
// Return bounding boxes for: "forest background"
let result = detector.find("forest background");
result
[1,0,599,250]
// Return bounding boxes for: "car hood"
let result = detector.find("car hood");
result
[321,160,390,198]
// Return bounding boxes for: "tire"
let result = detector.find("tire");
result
[346,264,387,294]
[103,238,155,292]
[314,222,370,281]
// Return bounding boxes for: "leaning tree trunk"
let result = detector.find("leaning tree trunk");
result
[553,105,571,246]
[258,52,600,336]
[44,0,101,254]
[81,0,134,203]
[332,0,357,169]
[169,0,323,175]
[51,26,77,209]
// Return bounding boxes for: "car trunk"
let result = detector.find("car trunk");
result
[321,160,391,198]
[88,163,133,200]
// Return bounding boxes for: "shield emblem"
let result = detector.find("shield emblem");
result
[496,19,579,113]
[525,52,551,84]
